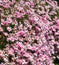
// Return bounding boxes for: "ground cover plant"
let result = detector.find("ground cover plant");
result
[0,0,59,65]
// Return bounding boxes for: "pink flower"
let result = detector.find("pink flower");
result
[0,3,3,6]
[31,46,37,51]
[14,11,23,18]
[0,26,3,32]
[23,53,30,58]
[29,17,35,24]
[53,25,59,29]
[3,4,10,9]
[17,7,24,13]
[3,32,8,36]
[7,37,15,42]
[16,42,23,50]
[18,25,23,30]
[9,0,15,5]
[8,48,14,55]
[29,0,34,8]
[56,19,59,26]
[7,27,12,32]
[35,26,41,32]
[1,21,9,26]
[26,10,31,15]
[16,31,26,37]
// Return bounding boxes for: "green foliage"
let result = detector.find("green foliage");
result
[10,24,15,28]
[0,43,6,50]
[56,10,59,18]
[50,15,55,20]
[45,2,49,6]
[0,58,5,63]
[4,8,11,16]
[0,32,7,49]
[16,0,19,2]
[24,14,28,20]
[54,58,59,65]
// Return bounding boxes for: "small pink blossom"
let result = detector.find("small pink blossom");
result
[56,19,59,26]
[3,32,8,36]
[0,26,3,32]
[16,31,26,37]
[7,27,12,32]
[3,4,10,9]
[8,48,14,55]
[1,21,9,26]
[7,37,15,42]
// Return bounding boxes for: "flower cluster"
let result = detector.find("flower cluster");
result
[0,0,59,65]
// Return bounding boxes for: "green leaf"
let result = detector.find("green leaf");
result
[45,2,49,6]
[0,58,5,63]
[16,0,19,2]
[0,43,6,49]
[56,10,59,18]
[10,24,15,28]
[0,34,7,49]
[54,58,59,65]
[24,14,28,20]
[50,15,54,20]
[4,8,11,15]
[3,26,8,32]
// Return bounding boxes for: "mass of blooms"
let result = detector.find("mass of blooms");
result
[0,0,59,65]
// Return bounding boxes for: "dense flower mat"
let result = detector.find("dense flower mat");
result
[0,0,59,65]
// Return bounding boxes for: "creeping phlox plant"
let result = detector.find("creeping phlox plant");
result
[0,0,59,65]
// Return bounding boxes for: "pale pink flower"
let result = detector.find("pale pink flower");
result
[0,26,3,32]
[1,21,9,26]
[56,19,59,26]
[7,27,12,32]
[3,4,10,9]
[16,31,26,37]
[8,48,14,55]
[3,32,8,36]
[7,37,15,42]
